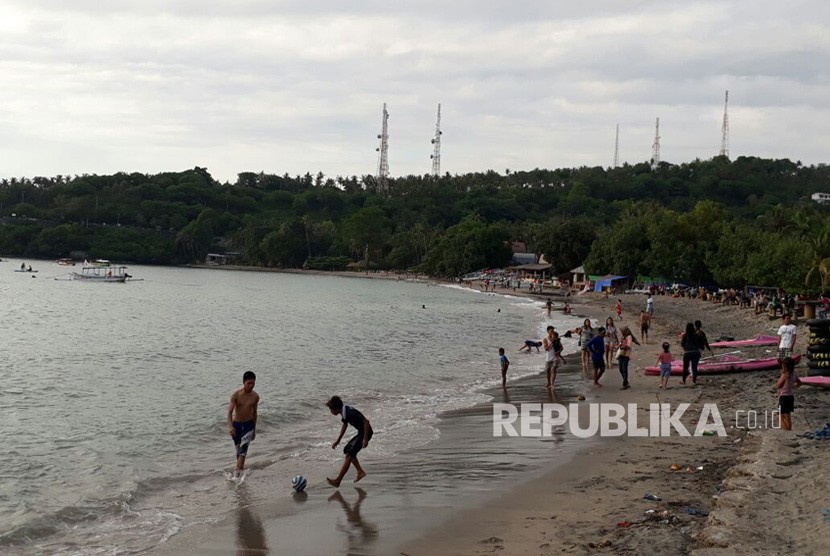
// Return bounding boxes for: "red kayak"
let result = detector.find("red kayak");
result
[710,334,779,348]
[644,355,800,376]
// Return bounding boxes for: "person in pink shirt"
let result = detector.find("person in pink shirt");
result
[657,342,674,389]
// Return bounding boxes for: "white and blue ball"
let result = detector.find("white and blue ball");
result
[292,475,307,492]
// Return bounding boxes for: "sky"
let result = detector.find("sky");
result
[0,0,828,183]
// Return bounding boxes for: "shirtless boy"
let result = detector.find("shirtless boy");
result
[227,371,260,478]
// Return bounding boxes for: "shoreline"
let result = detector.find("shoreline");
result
[402,294,829,555]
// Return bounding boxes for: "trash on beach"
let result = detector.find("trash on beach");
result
[670,463,681,471]
[697,466,704,471]
[617,521,633,528]
[683,507,710,517]
[645,509,656,514]
[577,394,586,401]
[702,430,716,436]
[643,493,662,501]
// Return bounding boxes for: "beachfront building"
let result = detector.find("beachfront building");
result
[811,192,830,204]
[571,265,587,286]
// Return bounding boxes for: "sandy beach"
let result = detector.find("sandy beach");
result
[403,292,829,555]
[148,279,828,555]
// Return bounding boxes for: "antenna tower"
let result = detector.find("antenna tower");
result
[430,103,442,176]
[375,103,390,193]
[650,117,661,169]
[720,90,729,158]
[613,124,619,168]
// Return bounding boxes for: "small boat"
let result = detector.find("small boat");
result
[14,268,38,273]
[710,334,779,348]
[83,259,112,267]
[644,354,800,376]
[71,264,130,283]
[57,258,76,266]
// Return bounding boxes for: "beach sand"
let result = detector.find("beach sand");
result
[402,293,829,555]
[155,285,828,555]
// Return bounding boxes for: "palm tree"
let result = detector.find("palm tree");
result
[805,224,830,294]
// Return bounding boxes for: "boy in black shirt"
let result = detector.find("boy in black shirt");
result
[326,395,374,488]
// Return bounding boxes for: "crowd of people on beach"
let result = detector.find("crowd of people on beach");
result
[503,287,809,431]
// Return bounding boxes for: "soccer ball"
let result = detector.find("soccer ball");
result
[292,475,308,492]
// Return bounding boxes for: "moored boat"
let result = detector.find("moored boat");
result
[71,264,131,283]
[644,354,800,376]
[57,258,76,266]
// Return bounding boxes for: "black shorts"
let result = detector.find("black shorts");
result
[779,395,794,414]
[641,324,649,333]
[344,429,373,458]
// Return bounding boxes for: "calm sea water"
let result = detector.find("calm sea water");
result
[0,262,581,554]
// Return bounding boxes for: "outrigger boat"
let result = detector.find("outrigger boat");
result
[644,354,800,376]
[71,264,131,283]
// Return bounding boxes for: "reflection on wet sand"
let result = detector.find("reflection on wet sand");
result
[328,488,378,553]
[235,484,269,555]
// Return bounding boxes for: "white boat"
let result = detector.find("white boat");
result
[71,264,131,283]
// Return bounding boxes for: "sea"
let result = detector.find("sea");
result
[0,262,584,555]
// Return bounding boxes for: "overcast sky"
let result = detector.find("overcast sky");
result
[0,0,828,183]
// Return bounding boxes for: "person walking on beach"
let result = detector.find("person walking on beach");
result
[585,327,607,387]
[681,323,701,385]
[542,326,559,389]
[639,311,651,344]
[617,327,640,389]
[518,340,542,353]
[604,317,619,369]
[615,299,623,320]
[326,395,373,488]
[777,357,801,430]
[777,313,797,360]
[499,348,510,388]
[646,294,654,317]
[657,342,674,390]
[694,320,713,357]
[576,319,595,374]
[546,298,553,315]
[227,371,260,479]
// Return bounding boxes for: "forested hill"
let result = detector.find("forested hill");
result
[1,156,829,291]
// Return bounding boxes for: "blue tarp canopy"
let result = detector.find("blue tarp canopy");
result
[593,275,628,292]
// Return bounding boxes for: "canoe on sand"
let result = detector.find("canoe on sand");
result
[800,376,830,388]
[710,334,779,348]
[644,355,800,376]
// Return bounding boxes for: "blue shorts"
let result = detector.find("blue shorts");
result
[660,363,672,379]
[232,420,255,457]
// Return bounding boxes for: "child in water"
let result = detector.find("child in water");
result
[499,347,510,388]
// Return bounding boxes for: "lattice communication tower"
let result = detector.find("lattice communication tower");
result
[720,90,730,158]
[650,117,661,169]
[430,103,442,176]
[375,103,390,192]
